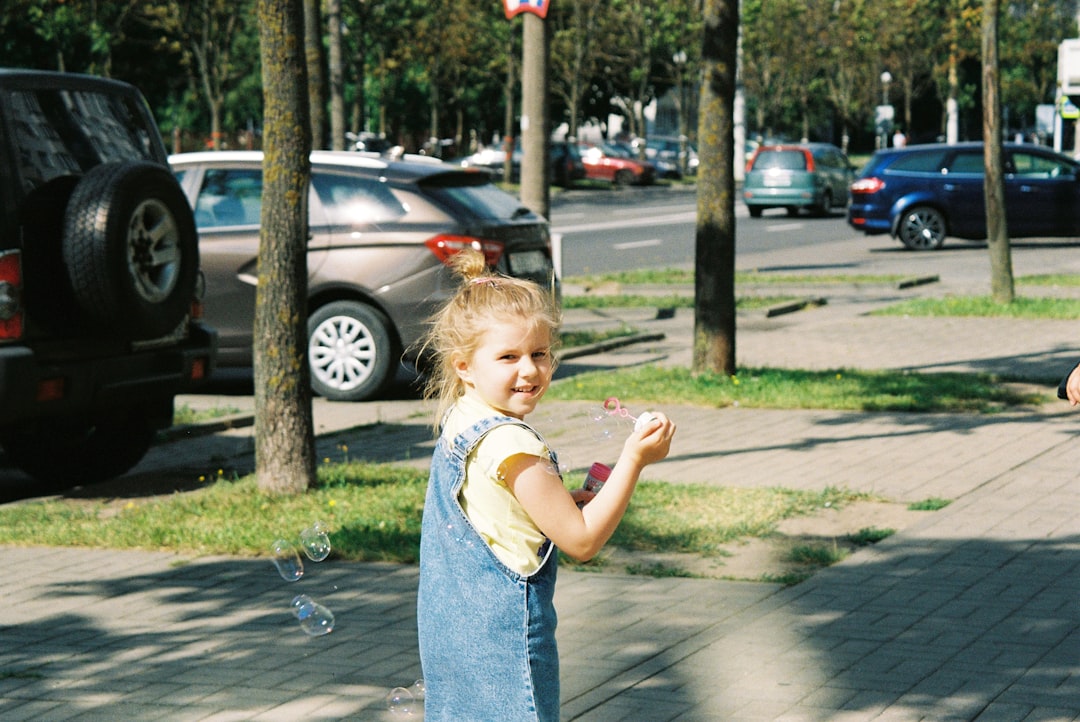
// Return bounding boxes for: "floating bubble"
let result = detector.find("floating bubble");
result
[588,407,618,441]
[409,678,425,701]
[291,594,335,636]
[271,539,304,582]
[300,520,331,562]
[386,686,415,715]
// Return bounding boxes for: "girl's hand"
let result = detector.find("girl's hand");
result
[1067,364,1080,405]
[570,487,596,507]
[622,412,675,466]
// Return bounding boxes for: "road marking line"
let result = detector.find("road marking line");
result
[613,239,663,250]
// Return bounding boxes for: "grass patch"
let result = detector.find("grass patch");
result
[173,403,244,426]
[786,542,849,566]
[1017,274,1080,286]
[0,465,868,570]
[872,295,1080,320]
[561,293,798,311]
[604,484,865,555]
[565,268,906,286]
[0,463,428,562]
[624,563,696,578]
[845,527,895,546]
[908,497,952,511]
[559,325,638,348]
[546,364,1046,413]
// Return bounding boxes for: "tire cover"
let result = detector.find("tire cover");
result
[62,161,199,339]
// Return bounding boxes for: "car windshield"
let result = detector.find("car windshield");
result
[6,87,158,193]
[752,150,807,171]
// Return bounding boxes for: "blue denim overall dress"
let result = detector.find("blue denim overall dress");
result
[417,414,560,722]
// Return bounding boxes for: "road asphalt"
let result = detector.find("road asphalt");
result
[2,246,1079,720]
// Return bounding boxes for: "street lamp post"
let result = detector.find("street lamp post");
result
[880,71,893,148]
[673,50,688,176]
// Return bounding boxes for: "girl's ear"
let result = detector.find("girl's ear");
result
[452,353,472,385]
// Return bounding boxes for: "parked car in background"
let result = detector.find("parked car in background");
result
[847,142,1080,250]
[0,69,216,486]
[578,142,656,186]
[645,135,699,177]
[743,143,855,217]
[171,151,557,402]
[455,141,585,187]
[608,139,680,180]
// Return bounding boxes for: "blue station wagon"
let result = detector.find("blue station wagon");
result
[847,142,1080,250]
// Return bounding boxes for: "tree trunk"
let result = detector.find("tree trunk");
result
[327,0,346,150]
[693,0,738,377]
[982,0,1014,304]
[520,13,550,220]
[303,0,327,149]
[255,0,317,495]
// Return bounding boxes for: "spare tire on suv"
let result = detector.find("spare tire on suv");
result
[63,161,200,340]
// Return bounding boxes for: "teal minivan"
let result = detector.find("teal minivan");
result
[743,143,855,218]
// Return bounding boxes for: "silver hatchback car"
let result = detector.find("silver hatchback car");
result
[171,150,556,402]
[743,143,855,218]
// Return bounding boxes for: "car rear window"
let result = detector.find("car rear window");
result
[311,172,406,224]
[6,87,158,193]
[751,150,807,171]
[421,175,535,221]
[886,150,948,173]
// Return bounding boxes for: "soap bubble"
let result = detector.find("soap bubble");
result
[589,407,618,441]
[291,594,335,636]
[271,539,304,581]
[409,678,425,701]
[386,686,415,715]
[300,520,331,562]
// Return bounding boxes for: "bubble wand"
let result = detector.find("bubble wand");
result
[603,397,656,432]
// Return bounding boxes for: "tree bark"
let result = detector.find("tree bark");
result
[520,13,550,220]
[327,0,346,150]
[982,0,1014,304]
[693,0,738,376]
[304,0,327,149]
[255,0,317,495]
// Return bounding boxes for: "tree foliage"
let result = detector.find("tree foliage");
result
[0,1,1074,153]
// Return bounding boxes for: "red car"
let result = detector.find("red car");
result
[577,142,655,186]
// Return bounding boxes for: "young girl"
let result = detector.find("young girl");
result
[416,249,676,721]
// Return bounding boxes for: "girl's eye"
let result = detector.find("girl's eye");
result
[532,350,549,360]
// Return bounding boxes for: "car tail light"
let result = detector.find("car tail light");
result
[851,177,886,195]
[190,356,208,381]
[425,236,505,268]
[0,250,24,341]
[36,377,65,403]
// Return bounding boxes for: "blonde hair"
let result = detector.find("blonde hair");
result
[421,248,561,427]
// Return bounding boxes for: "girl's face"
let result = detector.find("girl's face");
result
[453,317,553,419]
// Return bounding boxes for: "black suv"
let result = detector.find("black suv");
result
[0,69,216,485]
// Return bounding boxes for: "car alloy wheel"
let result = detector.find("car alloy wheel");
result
[897,206,947,250]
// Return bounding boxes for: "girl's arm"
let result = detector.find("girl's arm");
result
[503,413,676,561]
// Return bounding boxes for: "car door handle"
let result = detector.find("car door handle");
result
[1020,185,1034,193]
[944,183,957,192]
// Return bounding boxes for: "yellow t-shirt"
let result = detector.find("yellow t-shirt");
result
[443,395,553,574]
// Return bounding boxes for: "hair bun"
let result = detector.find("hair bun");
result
[450,247,490,282]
